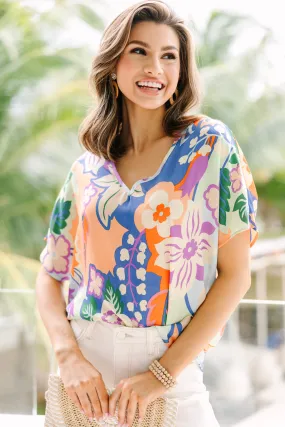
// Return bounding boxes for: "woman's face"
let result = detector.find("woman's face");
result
[115,21,181,110]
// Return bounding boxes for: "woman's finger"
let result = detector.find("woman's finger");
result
[109,384,122,416]
[77,391,95,421]
[86,386,103,421]
[95,377,109,416]
[117,387,130,426]
[66,390,84,413]
[126,391,138,426]
[138,398,148,425]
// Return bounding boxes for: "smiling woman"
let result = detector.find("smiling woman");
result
[36,1,258,427]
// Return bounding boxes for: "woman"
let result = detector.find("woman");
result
[36,1,259,426]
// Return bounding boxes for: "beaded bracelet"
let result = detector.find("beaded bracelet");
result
[148,359,177,389]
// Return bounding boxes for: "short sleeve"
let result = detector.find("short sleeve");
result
[39,165,79,282]
[218,128,259,248]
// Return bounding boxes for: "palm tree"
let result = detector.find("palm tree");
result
[195,10,285,179]
[0,0,104,259]
[193,10,285,231]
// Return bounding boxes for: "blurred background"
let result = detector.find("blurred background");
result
[0,0,285,425]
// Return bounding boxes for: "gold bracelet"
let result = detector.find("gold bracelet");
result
[148,360,177,389]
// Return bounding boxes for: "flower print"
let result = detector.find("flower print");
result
[240,150,253,187]
[127,234,135,245]
[116,267,125,281]
[136,268,146,281]
[136,283,146,295]
[134,312,142,322]
[102,310,123,325]
[199,126,210,137]
[137,251,146,265]
[120,248,130,261]
[119,284,126,295]
[203,184,219,227]
[187,152,196,163]
[87,264,104,298]
[43,235,71,275]
[141,189,183,238]
[127,302,134,312]
[139,242,147,252]
[83,152,105,175]
[189,136,198,148]
[130,318,141,327]
[83,183,97,206]
[139,300,148,311]
[199,145,211,156]
[155,201,216,293]
[178,155,188,165]
[230,165,242,193]
[214,124,231,141]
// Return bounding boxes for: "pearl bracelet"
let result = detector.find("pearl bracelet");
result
[148,359,177,389]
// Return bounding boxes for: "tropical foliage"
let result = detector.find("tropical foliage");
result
[1,2,284,261]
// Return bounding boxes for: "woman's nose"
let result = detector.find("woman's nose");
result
[143,57,163,75]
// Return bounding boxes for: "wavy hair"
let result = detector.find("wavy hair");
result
[79,0,205,161]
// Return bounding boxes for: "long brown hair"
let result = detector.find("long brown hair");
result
[79,0,205,161]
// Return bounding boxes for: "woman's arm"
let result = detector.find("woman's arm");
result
[35,265,81,363]
[159,229,251,377]
[35,266,109,421]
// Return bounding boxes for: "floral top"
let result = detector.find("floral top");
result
[40,116,258,370]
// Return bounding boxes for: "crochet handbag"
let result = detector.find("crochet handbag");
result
[44,374,178,427]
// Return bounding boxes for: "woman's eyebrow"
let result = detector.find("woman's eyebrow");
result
[127,40,179,51]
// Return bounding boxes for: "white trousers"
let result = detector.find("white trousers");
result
[60,318,220,427]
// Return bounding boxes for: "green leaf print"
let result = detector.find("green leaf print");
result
[233,194,249,224]
[103,280,124,314]
[81,297,97,320]
[229,153,239,164]
[219,168,231,226]
[51,199,72,234]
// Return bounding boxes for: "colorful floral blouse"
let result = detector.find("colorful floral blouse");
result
[40,116,258,370]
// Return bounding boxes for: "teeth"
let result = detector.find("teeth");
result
[137,81,162,89]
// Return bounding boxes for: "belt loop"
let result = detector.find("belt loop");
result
[146,328,155,356]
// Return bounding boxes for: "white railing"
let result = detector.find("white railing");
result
[227,237,285,346]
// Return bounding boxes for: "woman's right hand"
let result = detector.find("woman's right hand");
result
[58,350,109,422]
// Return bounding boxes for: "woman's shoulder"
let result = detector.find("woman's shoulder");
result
[179,116,237,158]
[70,150,106,176]
[183,115,233,140]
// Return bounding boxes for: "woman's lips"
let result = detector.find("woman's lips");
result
[135,83,165,95]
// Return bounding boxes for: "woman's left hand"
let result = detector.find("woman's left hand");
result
[109,370,166,426]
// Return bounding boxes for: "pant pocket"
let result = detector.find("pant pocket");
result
[70,319,91,342]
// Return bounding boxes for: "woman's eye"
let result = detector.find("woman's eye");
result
[130,48,176,59]
[131,47,146,55]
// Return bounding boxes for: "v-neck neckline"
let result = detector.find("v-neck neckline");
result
[108,134,183,194]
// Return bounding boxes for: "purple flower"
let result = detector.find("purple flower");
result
[43,234,71,275]
[230,165,242,193]
[102,310,123,325]
[155,201,215,294]
[87,264,104,298]
[203,184,219,227]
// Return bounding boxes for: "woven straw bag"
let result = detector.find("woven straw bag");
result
[44,374,178,427]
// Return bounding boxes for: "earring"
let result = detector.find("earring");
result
[111,73,119,99]
[169,88,179,105]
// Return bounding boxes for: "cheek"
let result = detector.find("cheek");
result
[117,56,137,74]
